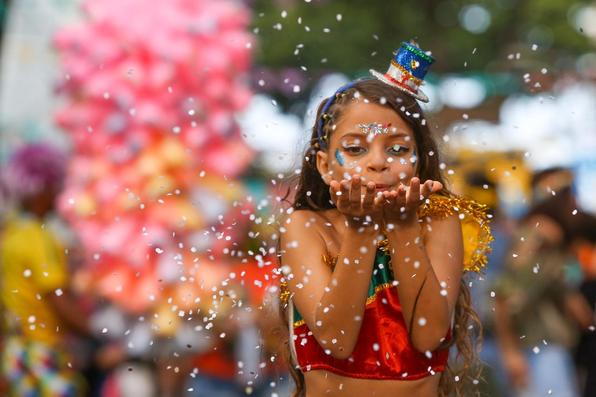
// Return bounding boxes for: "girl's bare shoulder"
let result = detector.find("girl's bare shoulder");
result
[282,208,341,229]
[281,208,344,256]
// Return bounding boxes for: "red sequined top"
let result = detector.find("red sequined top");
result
[288,247,450,380]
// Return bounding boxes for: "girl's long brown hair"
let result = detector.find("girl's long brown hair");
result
[278,78,482,396]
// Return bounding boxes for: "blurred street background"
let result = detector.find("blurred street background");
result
[0,0,595,396]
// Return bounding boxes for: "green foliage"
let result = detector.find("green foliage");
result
[251,0,593,77]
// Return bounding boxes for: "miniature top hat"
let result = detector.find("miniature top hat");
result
[369,41,435,102]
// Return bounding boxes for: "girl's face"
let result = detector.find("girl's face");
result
[316,100,418,193]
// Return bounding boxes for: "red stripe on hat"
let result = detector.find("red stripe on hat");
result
[383,73,418,95]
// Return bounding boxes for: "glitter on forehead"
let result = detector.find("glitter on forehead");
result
[357,123,392,136]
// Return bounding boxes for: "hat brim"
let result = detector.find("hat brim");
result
[369,69,429,103]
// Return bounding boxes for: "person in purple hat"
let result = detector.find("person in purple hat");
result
[0,142,122,396]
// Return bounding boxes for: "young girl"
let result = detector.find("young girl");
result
[278,42,492,397]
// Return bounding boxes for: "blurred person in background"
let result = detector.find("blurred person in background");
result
[570,214,596,397]
[0,142,122,397]
[0,151,13,396]
[462,170,516,397]
[492,167,593,397]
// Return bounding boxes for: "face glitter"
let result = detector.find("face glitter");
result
[410,149,418,164]
[335,149,345,166]
[357,122,392,136]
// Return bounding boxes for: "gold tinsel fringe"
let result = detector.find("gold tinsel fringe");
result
[418,194,493,273]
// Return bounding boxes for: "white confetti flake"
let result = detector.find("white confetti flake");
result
[532,346,540,354]
[533,263,540,274]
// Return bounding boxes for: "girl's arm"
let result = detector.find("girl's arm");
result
[387,213,463,353]
[280,209,381,359]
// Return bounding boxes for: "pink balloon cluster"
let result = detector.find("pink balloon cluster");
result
[54,0,256,314]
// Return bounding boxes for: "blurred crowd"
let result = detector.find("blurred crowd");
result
[469,166,596,397]
[0,143,292,396]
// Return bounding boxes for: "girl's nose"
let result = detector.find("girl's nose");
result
[366,149,389,173]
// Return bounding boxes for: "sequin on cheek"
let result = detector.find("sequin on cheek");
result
[411,149,418,165]
[335,149,345,166]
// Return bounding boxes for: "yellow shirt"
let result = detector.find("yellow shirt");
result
[0,215,68,346]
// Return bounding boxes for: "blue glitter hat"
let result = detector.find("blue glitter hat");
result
[369,41,435,102]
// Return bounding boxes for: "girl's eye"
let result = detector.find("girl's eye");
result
[343,146,366,155]
[388,145,409,155]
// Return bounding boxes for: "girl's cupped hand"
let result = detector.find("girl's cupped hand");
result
[329,174,382,228]
[379,177,443,224]
[329,176,443,228]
